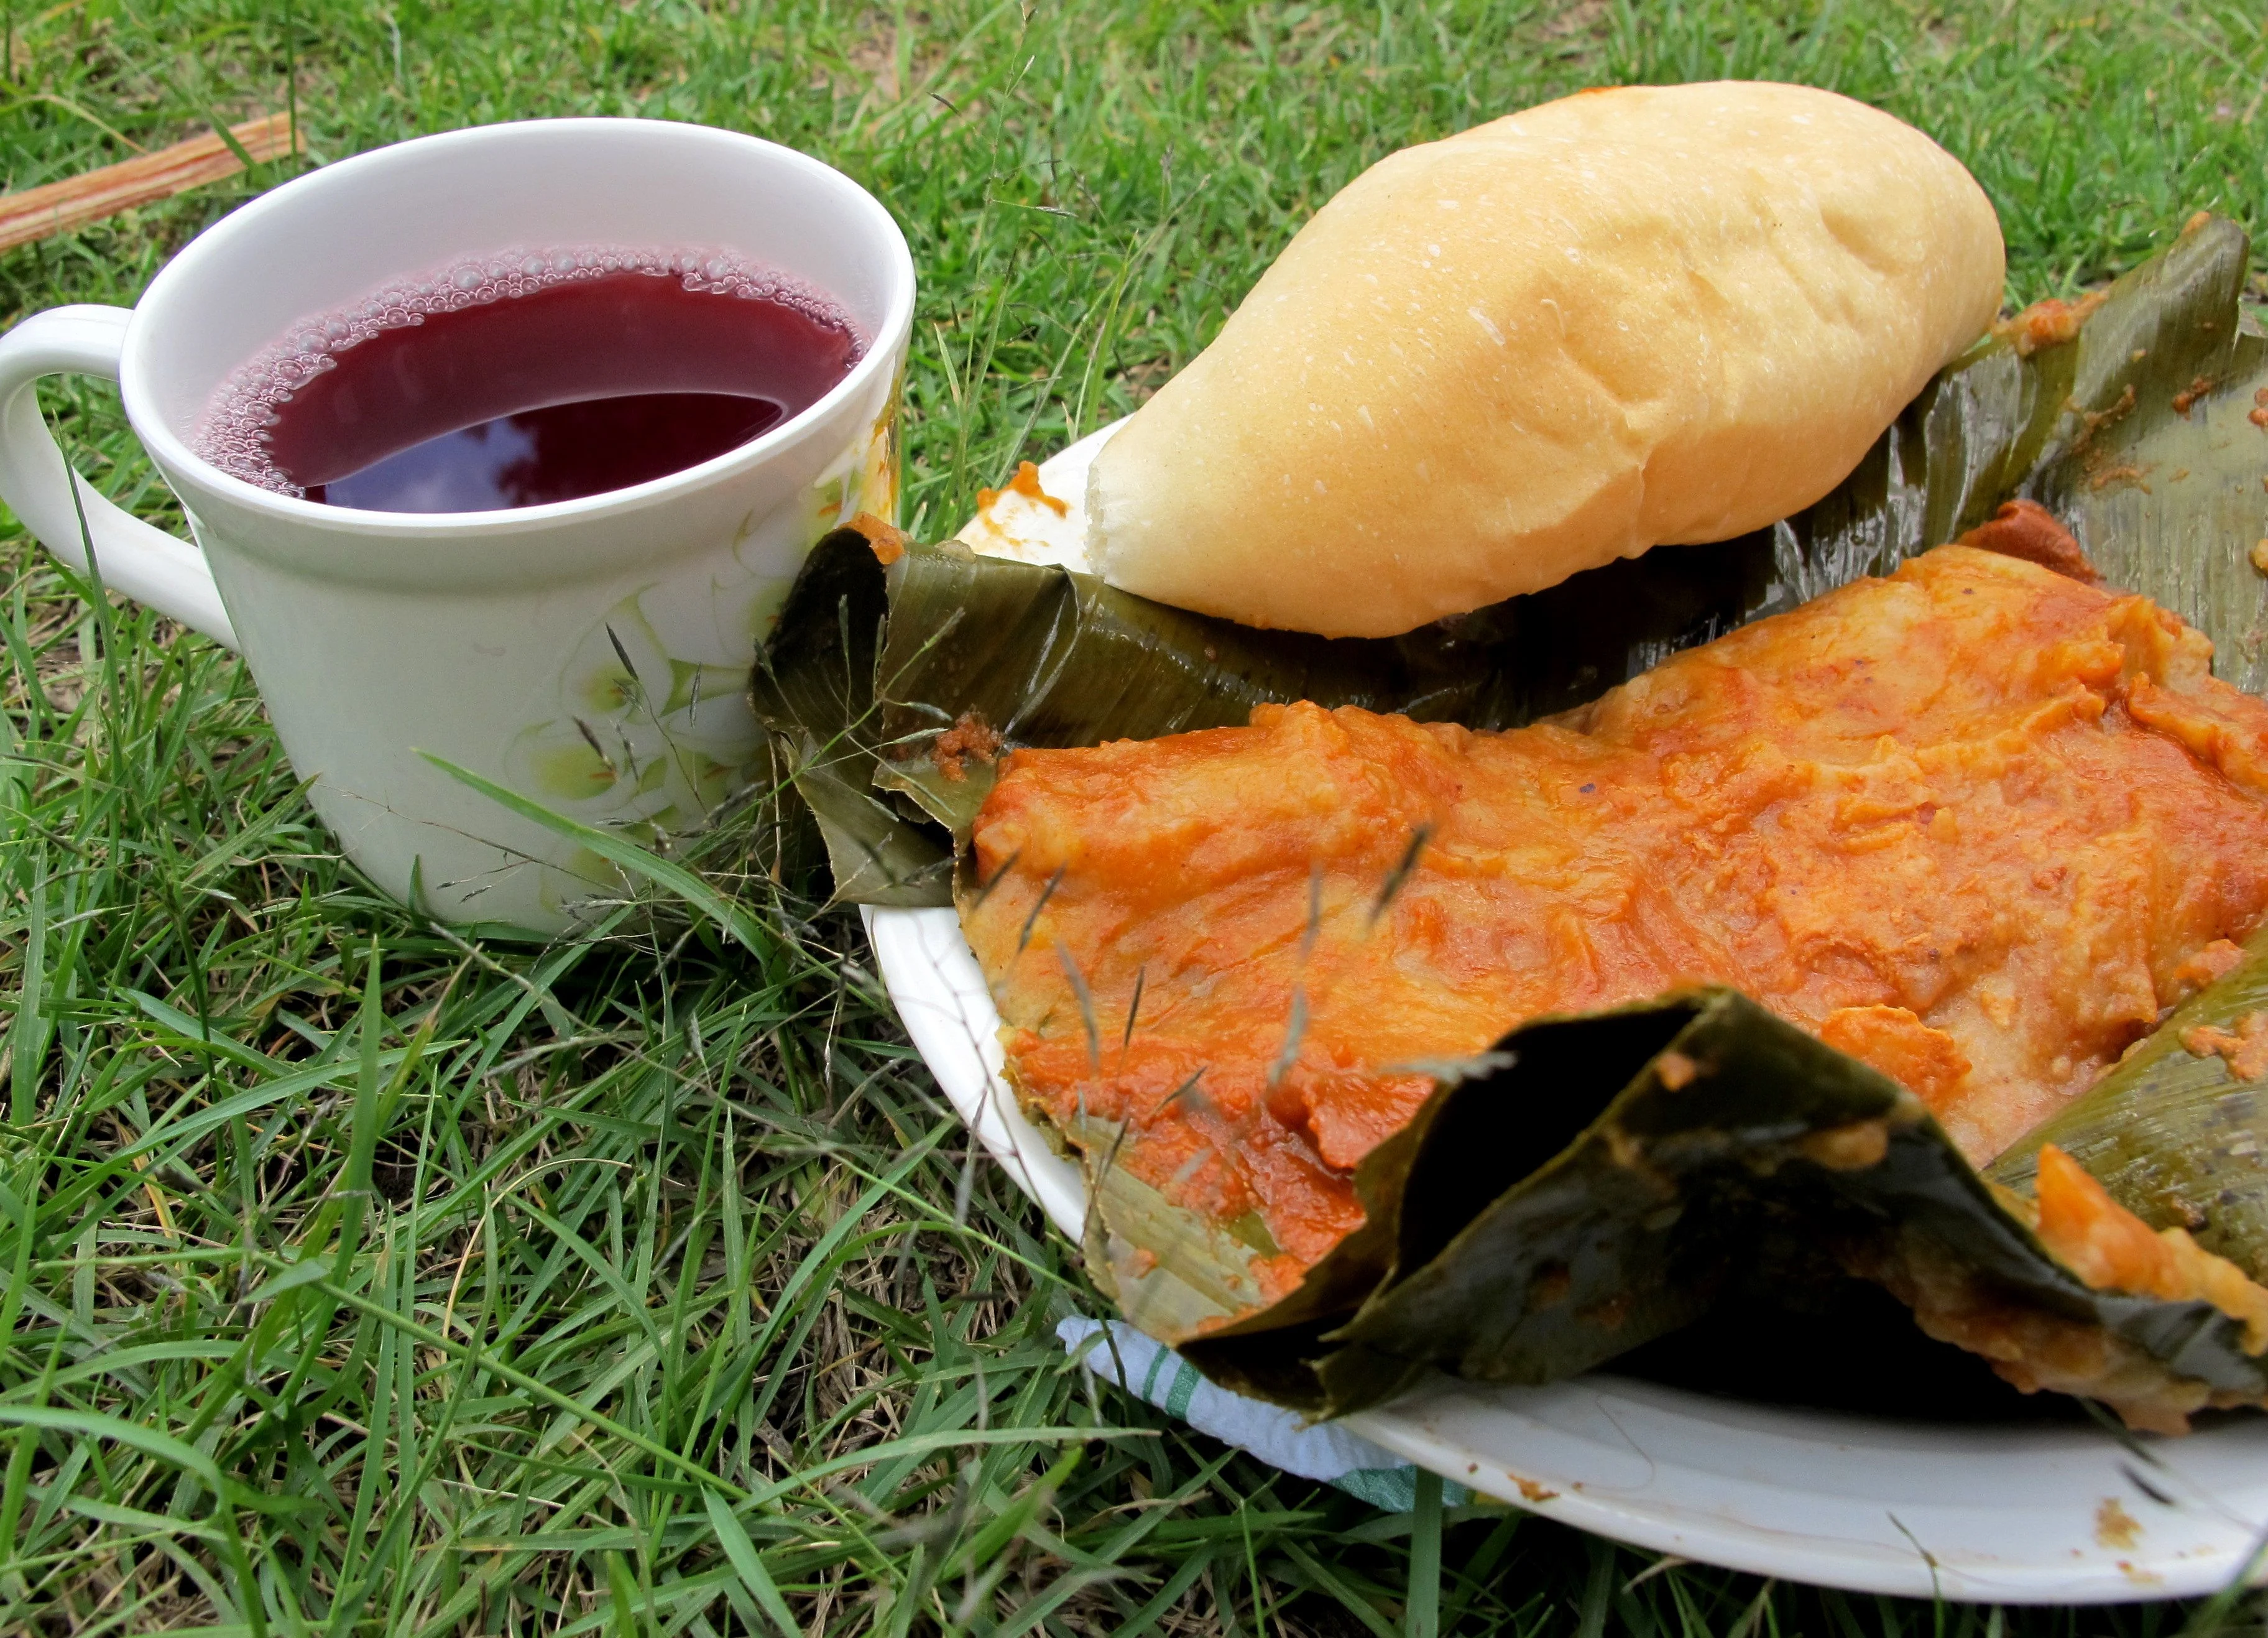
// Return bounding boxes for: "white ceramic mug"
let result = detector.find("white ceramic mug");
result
[0,118,913,936]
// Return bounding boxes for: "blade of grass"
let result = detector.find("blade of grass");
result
[418,752,768,953]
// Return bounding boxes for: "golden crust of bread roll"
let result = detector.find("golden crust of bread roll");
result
[1087,81,2006,637]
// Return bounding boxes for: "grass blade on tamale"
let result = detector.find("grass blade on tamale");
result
[1184,991,2268,1432]
[1991,928,2268,1277]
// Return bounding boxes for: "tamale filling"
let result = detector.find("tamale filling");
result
[963,547,2268,1316]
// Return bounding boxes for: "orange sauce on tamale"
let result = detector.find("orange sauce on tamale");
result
[962,547,2268,1308]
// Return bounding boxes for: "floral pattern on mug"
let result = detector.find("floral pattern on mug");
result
[805,387,901,550]
[516,400,900,917]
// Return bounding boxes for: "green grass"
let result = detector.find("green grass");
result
[4,0,2268,1632]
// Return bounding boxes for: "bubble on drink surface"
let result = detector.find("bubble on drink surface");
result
[193,246,865,496]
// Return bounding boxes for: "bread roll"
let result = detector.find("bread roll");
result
[1087,81,2005,637]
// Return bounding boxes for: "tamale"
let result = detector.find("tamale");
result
[967,545,2268,1284]
[1173,990,2268,1433]
[961,548,2268,1426]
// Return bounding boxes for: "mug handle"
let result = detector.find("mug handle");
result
[0,305,237,650]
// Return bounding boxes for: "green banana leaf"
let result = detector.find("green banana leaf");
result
[749,215,2268,907]
[745,530,956,906]
[1180,991,2268,1421]
[748,530,1529,894]
[1991,926,2268,1277]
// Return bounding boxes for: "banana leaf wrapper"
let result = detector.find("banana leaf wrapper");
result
[1173,990,2268,1428]
[747,530,1527,902]
[750,215,2268,907]
[1991,927,2268,1276]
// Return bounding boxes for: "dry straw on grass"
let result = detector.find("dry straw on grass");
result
[0,114,298,254]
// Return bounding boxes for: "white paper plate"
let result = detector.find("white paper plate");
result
[865,423,2268,1602]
